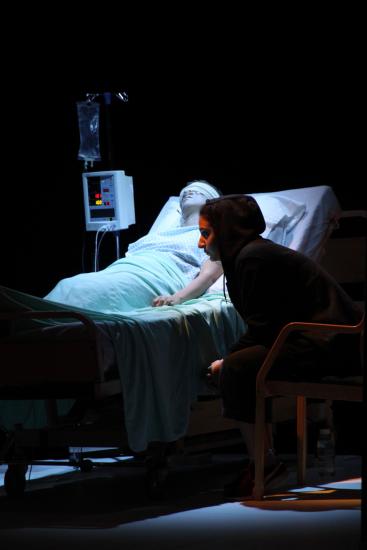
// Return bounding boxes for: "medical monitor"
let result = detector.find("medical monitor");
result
[82,170,135,231]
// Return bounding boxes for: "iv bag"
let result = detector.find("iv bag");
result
[77,101,101,162]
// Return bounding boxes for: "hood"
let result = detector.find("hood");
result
[200,194,266,264]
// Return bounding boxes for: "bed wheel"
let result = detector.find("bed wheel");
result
[145,466,169,499]
[4,464,27,498]
[79,459,94,472]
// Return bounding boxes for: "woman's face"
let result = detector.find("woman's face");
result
[198,215,220,261]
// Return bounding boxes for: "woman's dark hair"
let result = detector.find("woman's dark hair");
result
[201,194,265,233]
[200,194,266,261]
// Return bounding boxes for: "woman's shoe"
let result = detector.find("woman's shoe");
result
[223,464,255,497]
[224,461,288,498]
[264,461,288,490]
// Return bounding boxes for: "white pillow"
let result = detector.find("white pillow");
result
[251,194,306,238]
[149,193,306,239]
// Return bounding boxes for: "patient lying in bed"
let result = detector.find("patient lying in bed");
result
[44,181,224,314]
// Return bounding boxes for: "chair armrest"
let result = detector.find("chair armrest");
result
[256,314,365,390]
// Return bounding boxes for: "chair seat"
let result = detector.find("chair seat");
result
[321,375,363,385]
[265,380,363,402]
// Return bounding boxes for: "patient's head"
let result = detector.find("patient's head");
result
[179,180,222,226]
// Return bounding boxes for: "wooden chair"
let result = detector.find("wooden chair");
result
[253,314,365,500]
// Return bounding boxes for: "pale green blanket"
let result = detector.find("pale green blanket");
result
[0,285,245,452]
[44,251,190,313]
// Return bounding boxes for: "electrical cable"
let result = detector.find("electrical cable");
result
[94,224,113,271]
[96,228,109,268]
[94,226,106,271]
[114,230,121,259]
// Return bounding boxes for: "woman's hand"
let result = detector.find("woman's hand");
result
[152,294,182,307]
[206,358,223,387]
[209,359,223,375]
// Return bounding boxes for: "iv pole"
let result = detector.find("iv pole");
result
[79,91,129,267]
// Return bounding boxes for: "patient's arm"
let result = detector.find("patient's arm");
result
[152,259,223,306]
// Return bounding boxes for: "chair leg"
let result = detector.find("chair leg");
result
[296,395,307,485]
[253,393,266,499]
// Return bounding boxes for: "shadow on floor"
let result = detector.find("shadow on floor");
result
[0,455,246,528]
[0,454,361,530]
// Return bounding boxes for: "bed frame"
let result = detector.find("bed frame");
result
[0,297,243,497]
[2,186,360,498]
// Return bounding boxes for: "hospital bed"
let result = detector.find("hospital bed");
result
[0,185,342,496]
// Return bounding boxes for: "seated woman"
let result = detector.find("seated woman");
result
[44,181,223,314]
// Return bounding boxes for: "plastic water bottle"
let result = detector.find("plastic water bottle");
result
[316,428,335,478]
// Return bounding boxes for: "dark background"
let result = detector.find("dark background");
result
[1,14,365,533]
[2,15,364,299]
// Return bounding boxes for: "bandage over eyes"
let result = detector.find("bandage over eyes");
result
[179,181,220,202]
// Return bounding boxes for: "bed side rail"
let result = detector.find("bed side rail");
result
[0,310,107,393]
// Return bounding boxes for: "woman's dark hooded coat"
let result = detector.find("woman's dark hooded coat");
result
[200,195,362,376]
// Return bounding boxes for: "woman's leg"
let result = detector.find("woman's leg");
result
[220,345,269,424]
[218,345,294,496]
[218,345,276,462]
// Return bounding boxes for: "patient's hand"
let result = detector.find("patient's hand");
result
[152,294,182,307]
